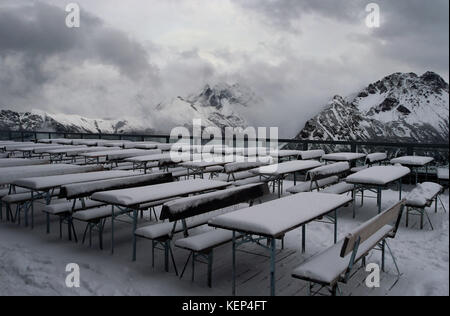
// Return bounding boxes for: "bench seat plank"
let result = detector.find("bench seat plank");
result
[175,229,235,252]
[321,182,355,195]
[287,176,339,194]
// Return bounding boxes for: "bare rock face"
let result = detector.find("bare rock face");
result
[295,72,449,144]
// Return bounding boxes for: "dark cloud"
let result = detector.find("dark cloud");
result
[0,1,158,83]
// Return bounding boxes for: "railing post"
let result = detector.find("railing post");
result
[406,145,414,156]
[351,143,357,153]
[21,131,24,142]
[302,142,309,151]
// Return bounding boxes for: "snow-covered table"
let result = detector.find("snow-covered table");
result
[0,158,49,168]
[298,150,325,160]
[390,156,434,183]
[126,153,181,174]
[0,164,102,186]
[269,150,303,161]
[209,192,352,296]
[46,146,120,162]
[1,142,37,152]
[250,160,323,197]
[80,149,154,165]
[346,166,410,214]
[322,152,367,163]
[91,179,231,256]
[12,170,136,230]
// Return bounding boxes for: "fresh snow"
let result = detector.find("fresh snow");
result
[13,170,137,191]
[209,192,352,237]
[91,179,230,207]
[307,162,350,179]
[0,158,49,167]
[0,164,102,186]
[406,182,443,207]
[391,156,435,166]
[251,160,322,176]
[346,166,411,186]
[322,152,367,162]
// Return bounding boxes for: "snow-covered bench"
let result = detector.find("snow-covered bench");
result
[287,162,350,194]
[134,183,269,275]
[405,182,445,230]
[292,200,405,296]
[0,187,29,221]
[2,189,60,226]
[215,161,270,185]
[351,153,388,173]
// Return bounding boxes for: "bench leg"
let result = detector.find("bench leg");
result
[191,252,195,282]
[302,225,306,253]
[406,207,409,227]
[385,240,401,279]
[425,211,434,231]
[180,252,193,280]
[331,284,337,297]
[232,232,237,296]
[381,240,386,272]
[207,251,213,288]
[420,210,424,230]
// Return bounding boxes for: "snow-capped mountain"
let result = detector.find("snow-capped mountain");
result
[0,83,255,134]
[296,72,449,144]
[0,109,154,134]
[154,83,257,130]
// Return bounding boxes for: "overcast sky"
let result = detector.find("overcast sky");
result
[0,0,448,136]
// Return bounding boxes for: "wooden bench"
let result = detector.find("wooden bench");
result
[351,153,388,173]
[134,183,269,278]
[405,182,445,230]
[292,200,405,296]
[287,162,351,194]
[2,189,60,226]
[0,187,29,221]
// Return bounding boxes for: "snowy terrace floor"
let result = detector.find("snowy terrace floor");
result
[0,182,448,296]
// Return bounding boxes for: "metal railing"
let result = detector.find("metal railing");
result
[1,130,448,164]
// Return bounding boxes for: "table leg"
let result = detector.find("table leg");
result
[270,237,276,296]
[232,231,236,296]
[132,209,137,261]
[111,205,115,255]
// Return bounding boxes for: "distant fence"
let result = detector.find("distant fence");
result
[1,130,449,166]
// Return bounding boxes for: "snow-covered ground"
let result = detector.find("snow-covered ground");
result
[0,183,448,296]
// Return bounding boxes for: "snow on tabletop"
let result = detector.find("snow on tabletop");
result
[0,164,102,186]
[224,161,269,174]
[91,179,230,207]
[390,156,434,166]
[0,158,49,167]
[9,144,60,151]
[269,150,302,158]
[322,152,367,161]
[209,192,352,237]
[366,153,388,163]
[437,168,449,180]
[13,170,137,190]
[307,162,350,179]
[81,149,146,159]
[346,166,410,185]
[62,173,170,198]
[299,150,325,160]
[251,160,322,176]
[126,153,173,163]
[33,145,87,154]
[65,147,121,156]
[163,183,264,215]
[406,182,443,207]
[2,143,36,150]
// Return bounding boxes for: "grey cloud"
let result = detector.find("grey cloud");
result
[0,1,158,81]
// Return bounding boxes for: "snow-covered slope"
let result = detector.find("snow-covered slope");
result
[154,83,257,129]
[296,72,449,143]
[0,83,255,134]
[0,109,154,134]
